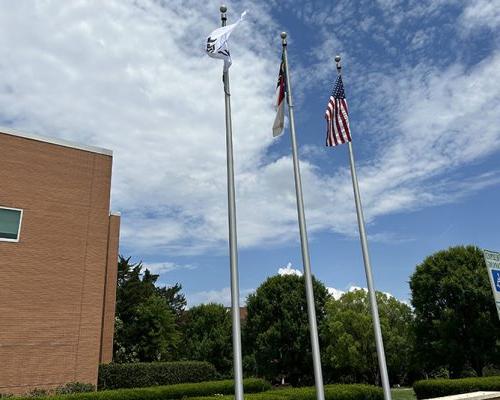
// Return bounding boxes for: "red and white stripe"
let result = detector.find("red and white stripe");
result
[325,97,351,147]
[272,57,286,137]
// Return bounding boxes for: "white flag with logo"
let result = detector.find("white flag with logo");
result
[205,11,247,71]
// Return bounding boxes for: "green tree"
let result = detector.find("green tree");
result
[243,274,330,386]
[130,294,179,361]
[181,303,233,375]
[322,290,414,385]
[157,283,187,320]
[410,245,500,377]
[113,256,182,362]
[116,256,157,322]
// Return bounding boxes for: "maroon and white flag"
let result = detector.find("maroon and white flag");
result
[325,75,352,146]
[272,52,286,137]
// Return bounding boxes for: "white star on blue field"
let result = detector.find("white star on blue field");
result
[0,1,499,305]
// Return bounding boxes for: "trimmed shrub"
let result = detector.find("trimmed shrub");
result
[98,362,217,390]
[413,376,500,399]
[16,379,270,400]
[26,389,49,398]
[484,366,500,377]
[321,384,382,400]
[190,384,383,400]
[55,383,95,395]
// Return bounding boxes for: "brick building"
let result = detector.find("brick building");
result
[0,127,120,395]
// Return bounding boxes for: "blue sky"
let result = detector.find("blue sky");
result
[0,0,499,305]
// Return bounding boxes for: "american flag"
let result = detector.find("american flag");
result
[325,75,352,147]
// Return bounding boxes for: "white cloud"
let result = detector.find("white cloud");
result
[327,285,394,300]
[310,52,500,236]
[348,286,395,298]
[278,262,303,277]
[272,4,500,238]
[409,28,434,49]
[327,287,344,300]
[0,0,282,254]
[460,0,500,32]
[188,286,254,308]
[0,1,498,260]
[145,261,196,274]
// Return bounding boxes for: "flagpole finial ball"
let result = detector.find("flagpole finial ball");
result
[281,32,287,39]
[335,55,341,63]
[220,5,227,13]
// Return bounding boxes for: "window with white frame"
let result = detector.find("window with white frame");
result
[0,207,23,242]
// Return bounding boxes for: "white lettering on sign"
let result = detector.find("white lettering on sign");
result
[483,249,500,321]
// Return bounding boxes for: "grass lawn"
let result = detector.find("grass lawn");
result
[391,388,416,400]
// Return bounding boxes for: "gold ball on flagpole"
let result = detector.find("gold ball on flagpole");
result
[281,32,287,39]
[335,55,341,63]
[220,4,227,13]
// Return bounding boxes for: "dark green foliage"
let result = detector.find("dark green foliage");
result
[483,365,500,376]
[129,295,179,361]
[54,383,95,395]
[156,283,187,321]
[322,290,414,385]
[115,257,157,322]
[114,256,185,362]
[17,379,270,400]
[97,361,217,390]
[410,245,500,377]
[413,376,500,399]
[181,303,233,375]
[6,383,94,398]
[189,384,383,400]
[243,274,330,386]
[269,384,383,400]
[25,389,49,398]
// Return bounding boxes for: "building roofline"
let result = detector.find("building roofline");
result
[0,126,113,156]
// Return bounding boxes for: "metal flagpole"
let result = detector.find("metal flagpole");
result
[335,55,392,400]
[281,32,325,400]
[220,6,244,400]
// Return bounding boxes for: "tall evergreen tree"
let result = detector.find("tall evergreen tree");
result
[113,256,182,362]
[157,283,187,320]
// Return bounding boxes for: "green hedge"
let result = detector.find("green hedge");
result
[413,376,500,399]
[16,379,271,400]
[98,362,217,390]
[189,384,382,400]
[272,384,381,400]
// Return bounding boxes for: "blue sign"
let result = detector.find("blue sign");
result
[491,269,500,292]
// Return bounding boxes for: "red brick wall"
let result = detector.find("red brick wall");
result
[100,214,120,364]
[0,132,119,395]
